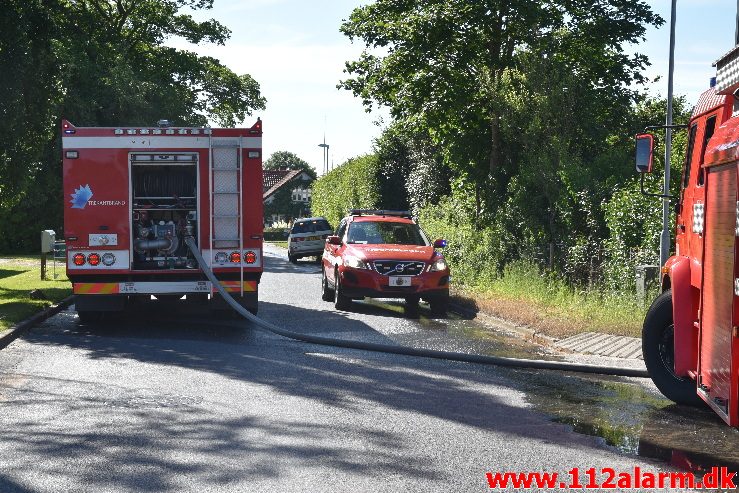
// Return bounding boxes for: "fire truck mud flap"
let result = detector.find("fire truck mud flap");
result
[75,294,126,312]
[184,236,650,378]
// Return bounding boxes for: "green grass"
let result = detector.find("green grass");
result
[0,256,71,332]
[454,261,648,338]
[266,241,288,249]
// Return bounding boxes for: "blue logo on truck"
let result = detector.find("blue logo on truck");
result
[70,184,93,209]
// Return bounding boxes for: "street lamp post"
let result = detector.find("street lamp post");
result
[660,0,677,269]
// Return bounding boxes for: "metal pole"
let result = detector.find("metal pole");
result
[660,0,677,268]
[736,0,739,45]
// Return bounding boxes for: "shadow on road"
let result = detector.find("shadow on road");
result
[5,252,737,489]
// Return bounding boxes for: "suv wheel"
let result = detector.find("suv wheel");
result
[333,268,352,310]
[429,296,448,316]
[288,254,298,264]
[321,268,334,302]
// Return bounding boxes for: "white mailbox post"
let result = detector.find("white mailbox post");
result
[40,230,55,280]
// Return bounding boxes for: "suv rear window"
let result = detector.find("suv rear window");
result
[291,220,331,234]
[346,221,428,246]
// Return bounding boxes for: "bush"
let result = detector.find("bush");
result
[263,227,288,241]
[311,154,381,226]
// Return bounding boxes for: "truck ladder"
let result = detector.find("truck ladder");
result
[208,133,245,297]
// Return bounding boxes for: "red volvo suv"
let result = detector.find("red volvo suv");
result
[321,210,450,314]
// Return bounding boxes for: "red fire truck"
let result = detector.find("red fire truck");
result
[62,119,264,321]
[637,44,739,426]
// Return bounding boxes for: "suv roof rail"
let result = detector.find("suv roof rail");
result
[348,209,412,218]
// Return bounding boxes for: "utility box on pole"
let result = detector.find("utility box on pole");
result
[41,230,55,253]
[40,230,55,280]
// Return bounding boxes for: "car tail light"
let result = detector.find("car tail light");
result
[101,252,116,266]
[87,253,101,266]
[244,251,257,264]
[73,253,86,266]
[295,237,304,242]
[229,251,241,263]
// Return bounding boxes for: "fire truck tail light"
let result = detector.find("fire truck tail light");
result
[244,251,257,264]
[87,253,101,266]
[230,251,241,263]
[101,252,116,266]
[114,129,123,135]
[73,253,86,266]
[693,202,705,234]
[214,252,228,263]
[65,151,79,159]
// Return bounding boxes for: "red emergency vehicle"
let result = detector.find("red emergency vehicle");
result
[637,43,739,426]
[62,119,264,321]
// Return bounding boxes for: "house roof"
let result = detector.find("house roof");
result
[263,169,305,200]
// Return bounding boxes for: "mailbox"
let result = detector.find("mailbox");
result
[41,230,56,253]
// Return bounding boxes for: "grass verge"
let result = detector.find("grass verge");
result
[266,241,288,249]
[451,261,648,339]
[0,257,71,332]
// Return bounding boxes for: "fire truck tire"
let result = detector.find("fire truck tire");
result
[321,268,334,302]
[333,268,352,311]
[642,289,703,407]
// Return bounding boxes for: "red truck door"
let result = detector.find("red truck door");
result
[699,162,737,425]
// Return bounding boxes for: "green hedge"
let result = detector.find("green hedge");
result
[311,154,381,226]
[263,228,289,241]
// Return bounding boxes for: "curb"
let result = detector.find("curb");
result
[448,299,558,346]
[0,295,75,350]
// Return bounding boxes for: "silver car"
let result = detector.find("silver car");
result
[287,217,333,263]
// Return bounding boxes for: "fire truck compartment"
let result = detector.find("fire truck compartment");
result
[699,162,738,423]
[130,153,198,270]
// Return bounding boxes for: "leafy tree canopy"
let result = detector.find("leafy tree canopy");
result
[340,0,662,183]
[0,0,266,252]
[264,151,317,180]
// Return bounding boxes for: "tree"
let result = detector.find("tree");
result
[339,0,662,205]
[0,0,266,251]
[264,151,317,180]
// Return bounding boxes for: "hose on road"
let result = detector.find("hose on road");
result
[185,236,649,378]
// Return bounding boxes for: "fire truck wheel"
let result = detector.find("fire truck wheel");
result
[333,268,352,311]
[321,268,334,302]
[642,289,703,407]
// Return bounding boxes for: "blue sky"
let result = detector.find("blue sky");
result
[173,0,737,174]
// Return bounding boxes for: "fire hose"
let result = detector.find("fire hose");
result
[185,236,649,378]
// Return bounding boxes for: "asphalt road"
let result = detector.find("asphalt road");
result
[0,245,734,492]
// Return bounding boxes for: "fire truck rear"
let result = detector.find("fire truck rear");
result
[637,42,739,425]
[62,119,264,321]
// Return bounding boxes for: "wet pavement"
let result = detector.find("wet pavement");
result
[0,245,736,491]
[263,243,739,480]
